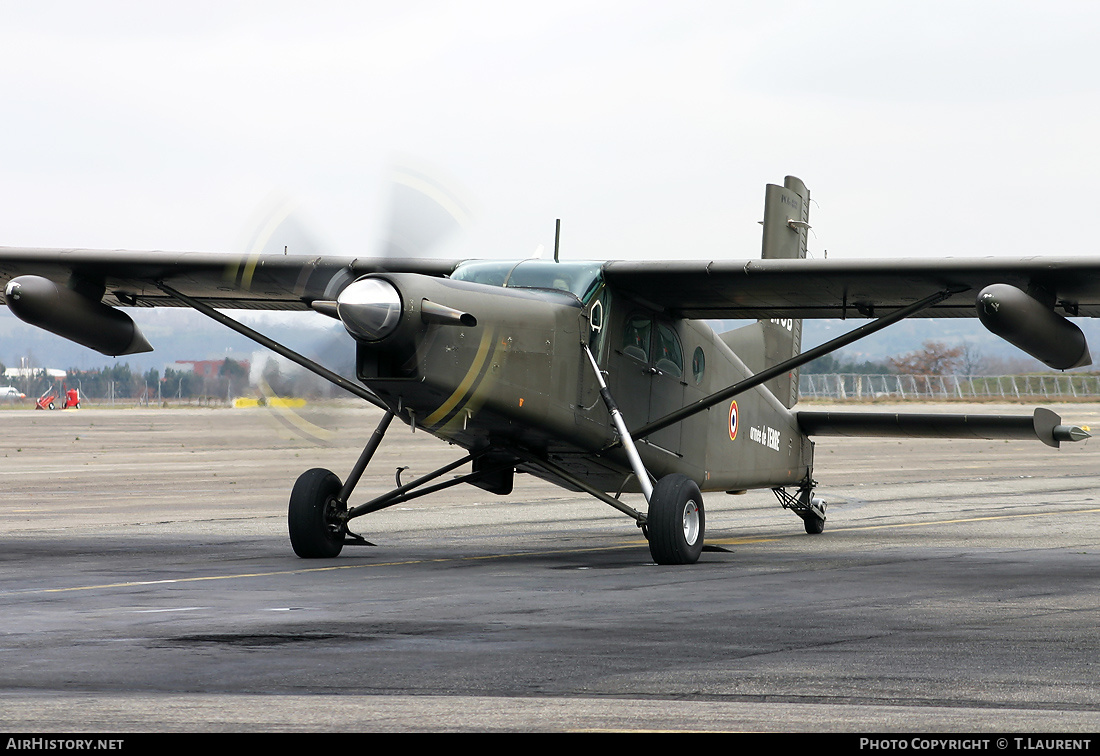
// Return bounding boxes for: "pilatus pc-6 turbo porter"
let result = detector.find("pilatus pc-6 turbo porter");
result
[1,177,1094,564]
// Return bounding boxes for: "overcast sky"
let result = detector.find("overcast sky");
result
[2,1,1100,265]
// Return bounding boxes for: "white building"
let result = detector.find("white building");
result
[3,367,66,379]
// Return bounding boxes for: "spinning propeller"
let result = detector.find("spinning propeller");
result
[240,163,475,439]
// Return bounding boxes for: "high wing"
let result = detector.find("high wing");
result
[604,257,1100,319]
[6,246,1100,318]
[2,246,1099,368]
[0,247,457,311]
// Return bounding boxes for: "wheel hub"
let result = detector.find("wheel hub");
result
[323,496,347,538]
[683,500,700,545]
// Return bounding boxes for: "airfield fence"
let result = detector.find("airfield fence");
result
[798,373,1100,401]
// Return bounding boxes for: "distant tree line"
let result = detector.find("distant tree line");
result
[161,359,249,400]
[3,363,156,401]
[39,356,338,403]
[58,364,164,401]
[802,353,894,375]
[804,340,1048,376]
[12,358,253,402]
[3,340,1076,406]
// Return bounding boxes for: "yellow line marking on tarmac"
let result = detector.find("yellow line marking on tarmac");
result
[832,505,1100,532]
[702,506,1100,545]
[0,543,646,597]
[704,537,780,546]
[3,507,1096,598]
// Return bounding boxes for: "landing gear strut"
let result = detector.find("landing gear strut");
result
[579,344,708,565]
[287,408,524,558]
[287,410,395,558]
[773,480,826,535]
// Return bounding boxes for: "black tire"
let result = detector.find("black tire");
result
[646,474,705,565]
[803,513,825,534]
[47,402,55,410]
[803,496,826,534]
[288,468,346,558]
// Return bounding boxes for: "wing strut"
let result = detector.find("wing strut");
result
[347,451,516,517]
[510,447,647,524]
[155,281,387,411]
[631,287,964,442]
[583,344,654,502]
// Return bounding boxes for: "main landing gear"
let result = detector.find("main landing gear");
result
[288,410,395,559]
[288,468,346,558]
[579,344,706,565]
[283,402,710,566]
[286,409,516,559]
[646,474,705,565]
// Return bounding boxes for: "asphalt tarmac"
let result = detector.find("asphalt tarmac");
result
[0,401,1098,732]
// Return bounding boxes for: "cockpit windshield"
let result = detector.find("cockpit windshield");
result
[450,260,604,303]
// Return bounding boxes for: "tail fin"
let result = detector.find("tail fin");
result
[759,176,809,408]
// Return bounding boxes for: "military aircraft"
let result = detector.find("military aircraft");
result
[1,176,1094,564]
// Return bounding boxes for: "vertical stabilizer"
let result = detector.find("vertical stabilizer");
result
[758,176,809,408]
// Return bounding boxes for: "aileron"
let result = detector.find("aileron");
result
[603,256,1100,319]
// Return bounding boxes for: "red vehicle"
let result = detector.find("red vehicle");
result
[35,387,79,410]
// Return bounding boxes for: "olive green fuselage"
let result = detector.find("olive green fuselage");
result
[355,266,812,495]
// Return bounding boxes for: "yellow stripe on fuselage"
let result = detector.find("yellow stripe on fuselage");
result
[423,328,496,428]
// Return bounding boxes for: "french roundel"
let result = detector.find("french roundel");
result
[728,400,738,440]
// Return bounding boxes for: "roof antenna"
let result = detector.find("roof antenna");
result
[554,219,561,263]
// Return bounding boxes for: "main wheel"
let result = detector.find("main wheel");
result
[288,468,346,558]
[646,474,705,565]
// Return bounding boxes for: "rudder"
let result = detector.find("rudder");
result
[759,176,809,408]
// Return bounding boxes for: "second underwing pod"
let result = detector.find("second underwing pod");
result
[976,284,1090,370]
[4,275,153,356]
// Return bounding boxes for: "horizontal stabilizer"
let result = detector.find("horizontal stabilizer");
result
[796,408,1090,448]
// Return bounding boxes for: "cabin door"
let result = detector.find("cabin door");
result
[609,311,684,456]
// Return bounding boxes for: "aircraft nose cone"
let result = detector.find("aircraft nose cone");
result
[337,277,403,342]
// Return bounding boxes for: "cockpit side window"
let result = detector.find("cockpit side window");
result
[654,323,683,378]
[691,346,705,384]
[622,314,651,363]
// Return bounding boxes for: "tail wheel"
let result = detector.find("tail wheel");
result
[803,513,825,534]
[288,468,346,558]
[646,474,705,565]
[803,497,827,534]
